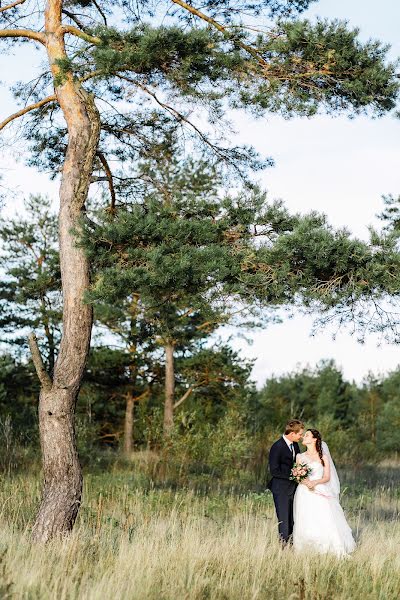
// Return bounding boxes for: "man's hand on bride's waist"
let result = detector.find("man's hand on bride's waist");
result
[304,480,318,490]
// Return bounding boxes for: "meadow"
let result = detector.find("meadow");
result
[0,461,399,600]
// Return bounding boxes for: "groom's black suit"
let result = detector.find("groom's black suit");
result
[267,437,300,544]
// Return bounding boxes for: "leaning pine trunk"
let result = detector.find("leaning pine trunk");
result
[163,342,175,437]
[31,0,101,543]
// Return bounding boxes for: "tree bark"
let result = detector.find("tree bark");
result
[124,393,135,455]
[41,302,56,374]
[31,0,101,543]
[123,296,139,454]
[163,342,175,437]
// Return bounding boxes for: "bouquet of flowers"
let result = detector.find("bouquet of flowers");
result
[290,462,312,483]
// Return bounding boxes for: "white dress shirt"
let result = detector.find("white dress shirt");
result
[282,434,295,459]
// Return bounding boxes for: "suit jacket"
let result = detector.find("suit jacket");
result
[266,437,300,496]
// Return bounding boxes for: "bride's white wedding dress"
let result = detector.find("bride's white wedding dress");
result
[293,446,355,557]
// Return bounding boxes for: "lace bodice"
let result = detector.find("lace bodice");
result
[298,452,324,480]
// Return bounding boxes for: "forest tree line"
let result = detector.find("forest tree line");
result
[1,345,400,480]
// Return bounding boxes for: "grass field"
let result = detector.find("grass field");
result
[0,465,399,599]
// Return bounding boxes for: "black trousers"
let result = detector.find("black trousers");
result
[272,492,294,543]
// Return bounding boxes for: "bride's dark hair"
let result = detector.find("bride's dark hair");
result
[307,429,324,466]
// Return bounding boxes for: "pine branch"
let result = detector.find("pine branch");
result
[61,25,101,45]
[173,386,194,409]
[61,9,86,30]
[97,151,116,212]
[173,377,216,409]
[116,75,227,161]
[0,28,45,44]
[92,0,107,26]
[0,94,57,132]
[80,70,106,83]
[0,69,104,134]
[28,333,52,391]
[170,0,234,36]
[0,0,26,13]
[124,389,150,403]
[170,0,269,68]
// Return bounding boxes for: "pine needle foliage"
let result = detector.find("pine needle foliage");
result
[4,1,398,190]
[0,196,61,371]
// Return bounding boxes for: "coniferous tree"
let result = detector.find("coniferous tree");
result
[81,148,400,439]
[255,360,355,429]
[80,156,289,434]
[0,353,40,449]
[0,196,61,372]
[89,296,159,452]
[174,344,255,425]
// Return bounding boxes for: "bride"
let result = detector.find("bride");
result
[293,428,356,556]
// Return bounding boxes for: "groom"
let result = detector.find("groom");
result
[267,419,304,545]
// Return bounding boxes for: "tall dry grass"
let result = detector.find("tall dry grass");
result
[0,468,399,599]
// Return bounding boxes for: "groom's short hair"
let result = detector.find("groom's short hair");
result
[285,419,304,434]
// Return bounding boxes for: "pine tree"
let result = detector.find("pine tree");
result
[83,154,241,436]
[0,196,61,373]
[80,145,400,438]
[90,296,159,453]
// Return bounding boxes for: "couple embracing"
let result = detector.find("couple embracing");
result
[267,419,355,556]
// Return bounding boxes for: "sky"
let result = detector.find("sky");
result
[1,0,400,387]
[222,0,400,387]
